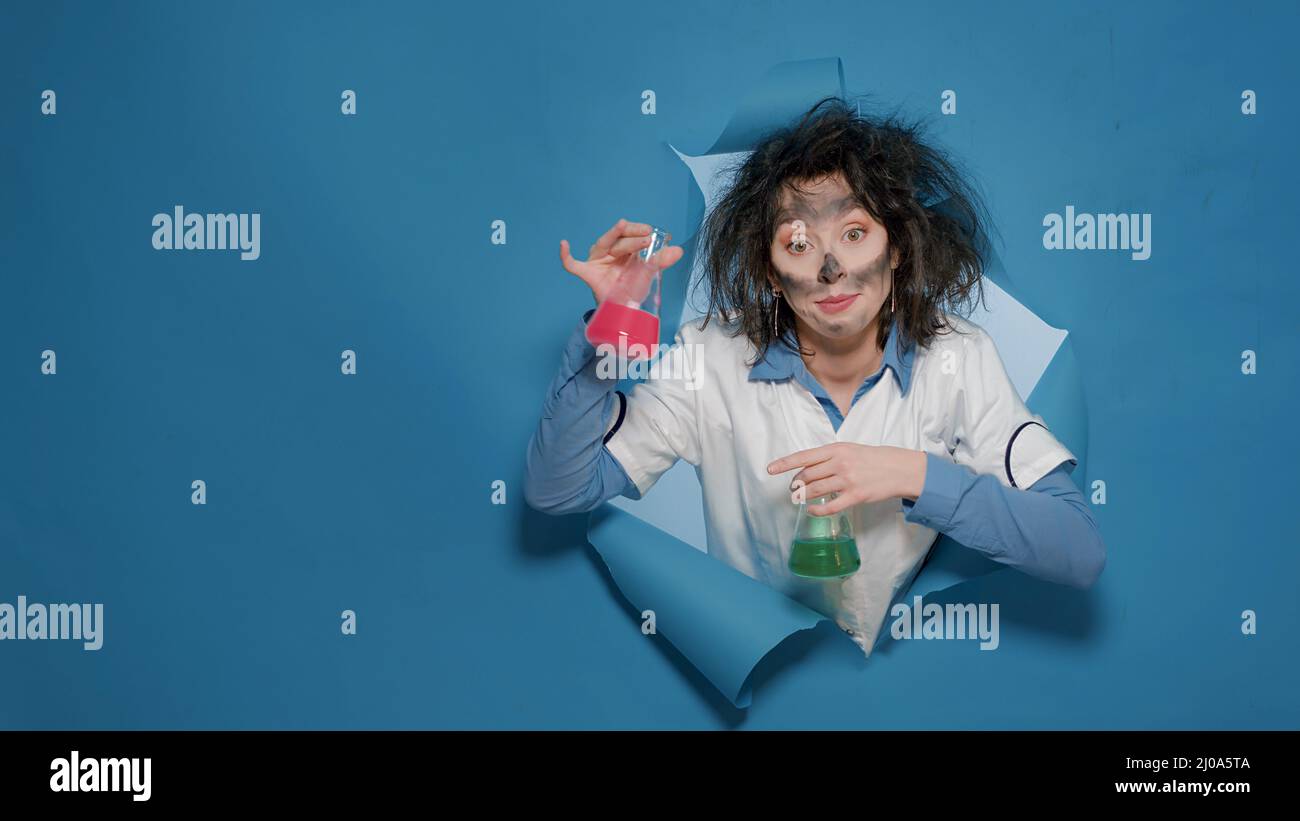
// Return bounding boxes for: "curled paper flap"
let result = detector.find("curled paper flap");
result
[587,504,829,708]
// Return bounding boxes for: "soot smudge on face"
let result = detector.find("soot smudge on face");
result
[771,247,892,338]
[775,251,888,299]
[772,265,812,298]
[851,249,891,288]
[819,252,842,280]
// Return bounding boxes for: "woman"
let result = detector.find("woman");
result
[524,97,1105,655]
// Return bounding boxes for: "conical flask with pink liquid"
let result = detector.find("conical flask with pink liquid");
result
[585,226,670,359]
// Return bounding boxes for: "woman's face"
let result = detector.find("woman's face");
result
[768,173,898,344]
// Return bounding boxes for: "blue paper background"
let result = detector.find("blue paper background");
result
[1,0,1296,728]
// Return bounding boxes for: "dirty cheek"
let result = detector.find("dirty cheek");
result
[773,266,816,298]
[849,251,891,287]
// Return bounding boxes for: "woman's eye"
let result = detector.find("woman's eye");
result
[787,239,809,254]
[845,228,864,241]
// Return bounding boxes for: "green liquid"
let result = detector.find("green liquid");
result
[788,537,861,579]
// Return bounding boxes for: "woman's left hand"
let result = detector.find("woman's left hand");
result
[767,444,927,516]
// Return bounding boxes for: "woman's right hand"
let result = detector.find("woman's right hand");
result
[560,218,684,305]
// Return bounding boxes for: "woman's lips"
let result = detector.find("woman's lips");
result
[815,293,859,314]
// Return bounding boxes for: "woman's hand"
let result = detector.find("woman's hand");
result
[560,218,684,305]
[767,444,928,516]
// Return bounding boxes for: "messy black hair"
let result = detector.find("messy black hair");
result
[694,95,994,361]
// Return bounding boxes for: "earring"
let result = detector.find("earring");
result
[890,268,896,316]
[772,288,782,338]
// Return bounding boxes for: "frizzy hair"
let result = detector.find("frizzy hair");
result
[692,95,995,362]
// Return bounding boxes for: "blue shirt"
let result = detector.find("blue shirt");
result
[524,311,1105,590]
[748,320,914,431]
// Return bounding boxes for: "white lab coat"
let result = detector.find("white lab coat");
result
[602,311,1076,655]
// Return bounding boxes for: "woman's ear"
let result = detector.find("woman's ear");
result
[889,245,900,272]
[764,268,783,293]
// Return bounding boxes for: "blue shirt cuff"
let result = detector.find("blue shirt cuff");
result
[901,452,967,529]
[558,309,600,377]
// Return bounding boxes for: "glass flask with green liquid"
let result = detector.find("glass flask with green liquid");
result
[788,493,860,579]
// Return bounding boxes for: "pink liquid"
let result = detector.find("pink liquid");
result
[586,301,660,359]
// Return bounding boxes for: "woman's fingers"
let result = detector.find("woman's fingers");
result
[808,495,853,516]
[648,245,685,269]
[587,218,627,260]
[563,223,678,301]
[601,237,683,268]
[792,460,836,486]
[794,476,844,502]
[606,233,658,260]
[768,445,835,475]
[558,239,589,277]
[589,219,651,260]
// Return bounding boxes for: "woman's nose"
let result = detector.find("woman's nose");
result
[818,254,846,283]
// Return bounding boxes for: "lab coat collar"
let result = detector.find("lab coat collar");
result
[749,316,915,396]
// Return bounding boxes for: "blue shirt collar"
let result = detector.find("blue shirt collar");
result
[748,318,915,396]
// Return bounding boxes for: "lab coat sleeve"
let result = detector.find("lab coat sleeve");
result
[946,324,1077,490]
[602,323,704,499]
